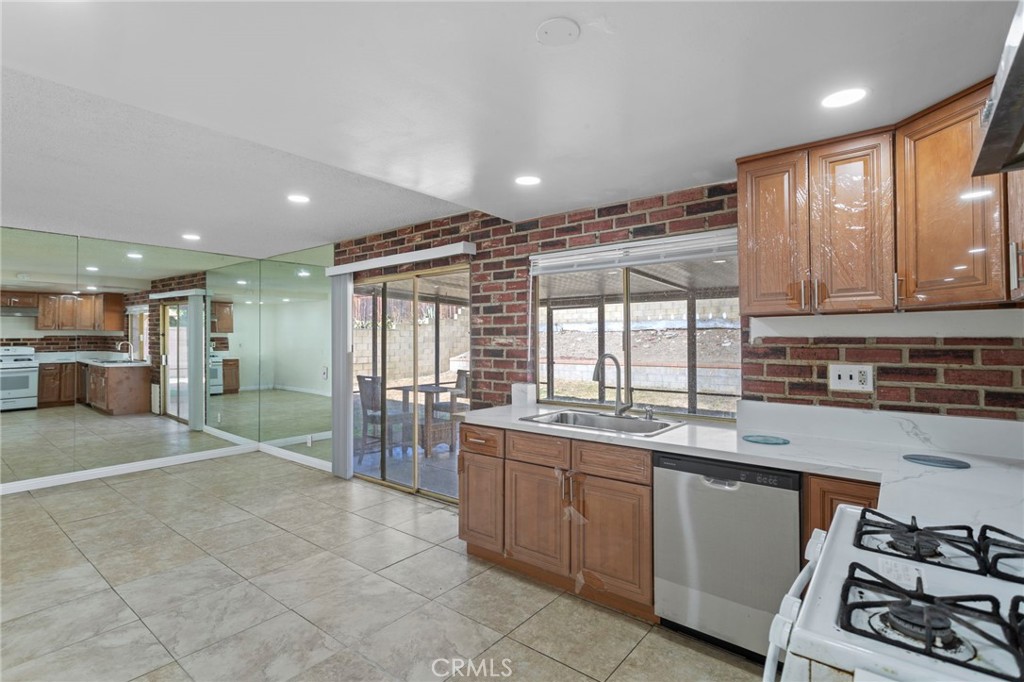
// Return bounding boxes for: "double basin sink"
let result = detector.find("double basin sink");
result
[520,409,683,437]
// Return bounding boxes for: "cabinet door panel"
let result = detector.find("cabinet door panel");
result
[810,133,894,312]
[1008,170,1024,301]
[896,86,1006,307]
[60,363,77,403]
[506,431,570,469]
[802,474,879,552]
[75,295,96,330]
[58,295,78,330]
[504,460,571,576]
[37,295,59,330]
[572,475,652,604]
[738,150,809,315]
[38,364,61,405]
[458,451,504,553]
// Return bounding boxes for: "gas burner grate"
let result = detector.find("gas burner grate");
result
[981,526,1024,585]
[854,508,985,574]
[839,563,1024,681]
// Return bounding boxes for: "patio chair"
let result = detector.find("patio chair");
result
[356,375,409,461]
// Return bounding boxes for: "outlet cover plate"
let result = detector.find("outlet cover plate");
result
[828,363,874,392]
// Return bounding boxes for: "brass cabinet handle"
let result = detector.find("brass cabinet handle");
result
[467,437,486,444]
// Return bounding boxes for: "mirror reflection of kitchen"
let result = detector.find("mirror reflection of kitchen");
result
[1,227,252,482]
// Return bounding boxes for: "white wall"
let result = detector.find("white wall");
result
[270,299,331,396]
[224,303,268,390]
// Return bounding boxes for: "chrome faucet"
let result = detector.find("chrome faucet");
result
[116,341,135,362]
[592,353,632,416]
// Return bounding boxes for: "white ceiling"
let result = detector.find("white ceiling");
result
[1,2,1015,260]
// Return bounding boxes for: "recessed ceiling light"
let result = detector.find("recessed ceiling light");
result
[85,266,99,272]
[960,189,994,201]
[953,265,968,270]
[297,270,311,278]
[821,88,867,108]
[245,301,253,305]
[968,247,987,254]
[259,301,264,305]
[71,290,81,295]
[86,286,97,291]
[288,194,310,204]
[282,298,290,302]
[515,176,541,186]
[126,252,143,259]
[236,280,247,285]
[712,259,727,264]
[182,234,201,241]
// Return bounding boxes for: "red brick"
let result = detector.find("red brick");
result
[742,362,765,377]
[789,381,829,396]
[915,388,980,405]
[583,219,614,233]
[813,337,867,345]
[877,386,912,402]
[707,211,738,228]
[765,397,814,405]
[791,347,840,361]
[845,348,903,363]
[944,369,1014,387]
[909,349,975,364]
[598,229,630,243]
[984,391,1024,409]
[946,408,1019,420]
[765,364,813,378]
[567,209,596,222]
[650,206,685,222]
[820,400,871,409]
[879,404,941,414]
[943,337,1015,346]
[876,337,936,345]
[981,349,1024,366]
[743,346,787,360]
[614,214,647,228]
[877,366,938,383]
[829,391,872,400]
[538,214,567,228]
[743,379,786,395]
[667,217,706,232]
[666,188,704,205]
[760,337,810,345]
[629,196,664,212]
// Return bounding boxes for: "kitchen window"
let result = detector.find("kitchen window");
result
[533,228,740,419]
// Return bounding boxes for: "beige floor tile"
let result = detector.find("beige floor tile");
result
[250,551,371,608]
[114,556,242,618]
[131,662,194,682]
[391,506,460,544]
[290,511,387,550]
[1,589,138,670]
[466,638,594,681]
[0,491,44,520]
[2,621,173,682]
[1,561,109,623]
[352,497,442,527]
[62,510,179,557]
[306,482,401,511]
[34,486,135,524]
[143,582,287,658]
[332,528,433,572]
[356,602,502,682]
[243,495,341,532]
[436,568,562,634]
[90,535,208,586]
[178,611,341,682]
[183,516,285,554]
[378,545,489,599]
[293,573,428,647]
[1,535,89,585]
[156,501,254,535]
[288,649,398,682]
[28,478,110,499]
[608,627,762,682]
[214,532,321,578]
[510,594,651,680]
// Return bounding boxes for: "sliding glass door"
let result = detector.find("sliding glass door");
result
[162,302,189,422]
[351,268,470,500]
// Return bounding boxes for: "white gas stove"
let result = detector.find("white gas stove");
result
[770,505,1024,682]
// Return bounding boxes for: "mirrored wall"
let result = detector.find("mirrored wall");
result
[0,226,333,484]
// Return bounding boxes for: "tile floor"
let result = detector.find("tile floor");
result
[1,453,762,682]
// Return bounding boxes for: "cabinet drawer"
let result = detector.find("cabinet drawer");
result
[460,425,505,458]
[506,431,570,469]
[572,441,651,485]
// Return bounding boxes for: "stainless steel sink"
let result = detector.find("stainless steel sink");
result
[98,360,139,365]
[520,410,683,437]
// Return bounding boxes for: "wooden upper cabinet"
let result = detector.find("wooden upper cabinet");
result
[1007,170,1024,301]
[0,292,38,307]
[36,295,59,330]
[572,474,653,605]
[809,133,895,312]
[75,295,96,330]
[504,459,571,577]
[58,295,78,330]
[738,149,810,315]
[211,302,234,333]
[896,84,1006,308]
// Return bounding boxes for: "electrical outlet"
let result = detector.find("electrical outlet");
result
[321,366,329,380]
[306,435,313,447]
[828,363,874,392]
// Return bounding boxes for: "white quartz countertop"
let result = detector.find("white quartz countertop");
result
[464,402,1024,534]
[36,351,149,367]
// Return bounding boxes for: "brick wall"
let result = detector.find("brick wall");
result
[0,335,124,352]
[334,183,739,408]
[741,329,1024,420]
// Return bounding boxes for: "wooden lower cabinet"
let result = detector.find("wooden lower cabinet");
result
[59,363,76,403]
[572,473,653,604]
[86,365,151,415]
[38,363,77,407]
[803,474,880,551]
[222,359,240,394]
[457,450,504,553]
[504,458,572,576]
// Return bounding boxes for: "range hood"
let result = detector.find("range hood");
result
[0,306,39,317]
[974,0,1024,175]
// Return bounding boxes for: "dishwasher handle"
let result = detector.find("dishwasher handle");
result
[702,476,739,491]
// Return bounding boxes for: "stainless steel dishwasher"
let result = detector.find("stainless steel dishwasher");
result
[653,452,801,658]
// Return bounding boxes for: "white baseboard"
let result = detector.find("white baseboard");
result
[202,425,258,446]
[258,442,333,473]
[0,444,257,495]
[271,385,332,398]
[263,430,332,448]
